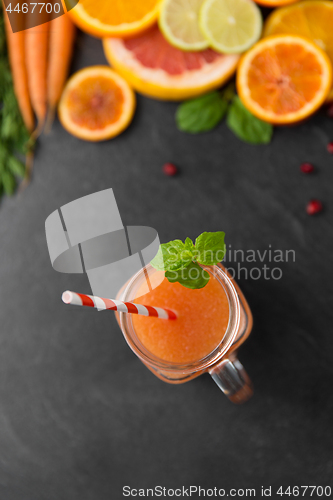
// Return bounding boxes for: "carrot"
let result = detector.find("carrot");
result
[4,11,35,133]
[25,16,50,133]
[46,13,76,131]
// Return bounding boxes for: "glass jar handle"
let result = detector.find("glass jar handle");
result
[209,356,253,404]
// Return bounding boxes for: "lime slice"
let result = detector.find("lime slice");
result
[199,0,262,54]
[159,0,209,51]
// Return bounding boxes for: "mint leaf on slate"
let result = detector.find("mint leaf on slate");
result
[166,262,210,290]
[226,96,273,144]
[195,231,226,265]
[176,91,228,134]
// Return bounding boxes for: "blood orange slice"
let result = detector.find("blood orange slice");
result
[103,25,239,100]
[58,66,136,141]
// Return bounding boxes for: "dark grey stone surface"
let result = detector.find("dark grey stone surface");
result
[0,32,332,499]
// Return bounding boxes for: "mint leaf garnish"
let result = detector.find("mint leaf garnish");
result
[226,96,273,145]
[151,231,226,289]
[150,240,193,272]
[184,237,195,253]
[176,91,228,134]
[195,231,225,265]
[166,262,210,290]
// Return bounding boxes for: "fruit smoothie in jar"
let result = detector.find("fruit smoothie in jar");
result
[116,263,253,403]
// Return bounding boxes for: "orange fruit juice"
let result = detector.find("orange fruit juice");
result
[132,271,229,364]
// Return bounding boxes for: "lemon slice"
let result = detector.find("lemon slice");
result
[159,0,209,51]
[200,0,262,54]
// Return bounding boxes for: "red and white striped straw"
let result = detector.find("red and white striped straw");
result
[62,291,177,320]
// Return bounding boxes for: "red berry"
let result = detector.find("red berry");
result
[306,199,323,215]
[327,104,333,118]
[163,163,178,176]
[327,142,333,154]
[300,162,314,174]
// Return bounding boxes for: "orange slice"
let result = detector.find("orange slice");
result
[58,66,136,141]
[264,1,333,101]
[103,25,239,101]
[253,0,299,6]
[67,0,161,38]
[237,35,332,125]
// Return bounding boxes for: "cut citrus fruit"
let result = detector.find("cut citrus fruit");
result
[264,1,333,101]
[159,0,209,51]
[199,0,262,54]
[253,0,299,6]
[67,0,161,38]
[237,35,332,124]
[103,24,239,101]
[58,66,136,141]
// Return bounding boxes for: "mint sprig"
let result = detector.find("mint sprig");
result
[150,239,193,272]
[195,231,226,265]
[151,231,226,289]
[175,84,273,145]
[166,262,210,290]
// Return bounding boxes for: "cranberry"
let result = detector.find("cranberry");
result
[306,199,323,215]
[163,163,178,176]
[300,162,314,174]
[327,142,333,154]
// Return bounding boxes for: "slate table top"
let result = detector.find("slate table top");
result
[0,32,332,500]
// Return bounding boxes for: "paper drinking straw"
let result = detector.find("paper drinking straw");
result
[62,291,177,320]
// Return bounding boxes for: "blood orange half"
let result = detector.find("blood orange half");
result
[103,25,239,101]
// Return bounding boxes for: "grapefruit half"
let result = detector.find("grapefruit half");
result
[103,25,240,101]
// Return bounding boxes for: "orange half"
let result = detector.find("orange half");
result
[264,1,333,101]
[67,0,161,38]
[58,66,136,141]
[237,35,332,125]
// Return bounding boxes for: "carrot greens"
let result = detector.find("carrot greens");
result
[0,3,33,196]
